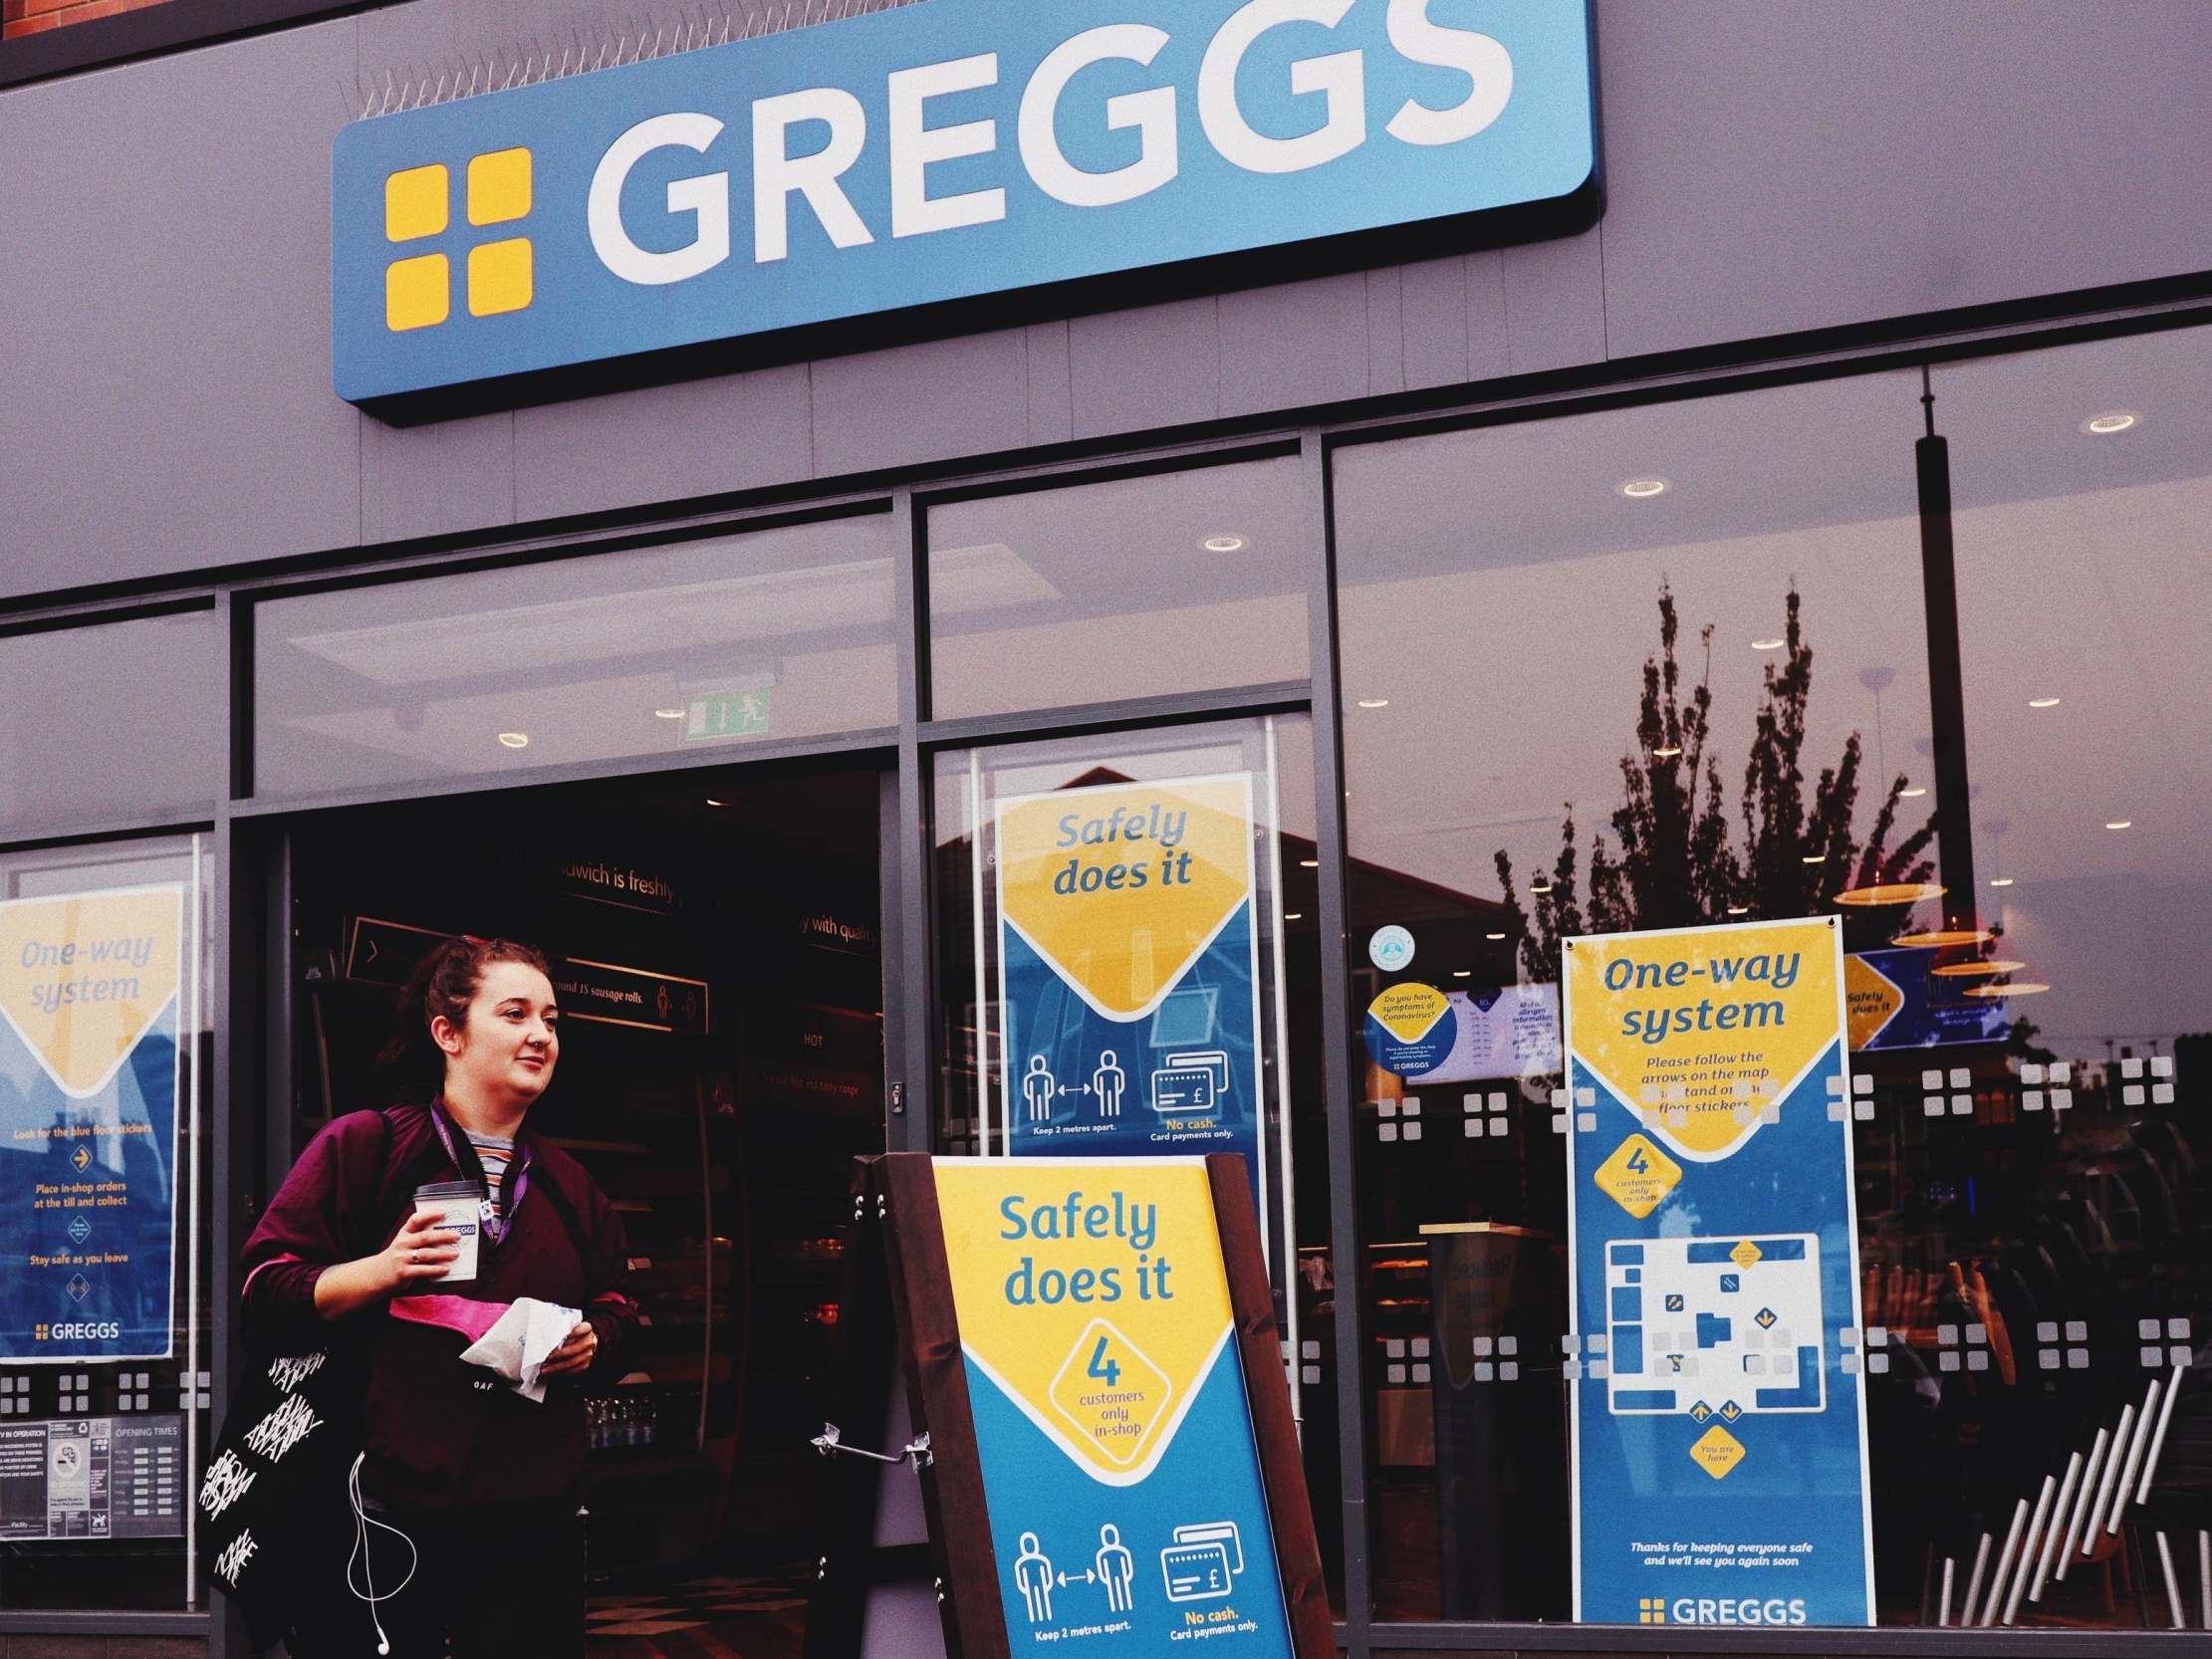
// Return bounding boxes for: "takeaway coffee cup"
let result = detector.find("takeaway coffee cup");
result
[412,1180,485,1284]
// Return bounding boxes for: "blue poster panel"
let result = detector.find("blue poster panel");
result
[1560,916,1874,1629]
[935,1156,1294,1654]
[1,887,185,1363]
[1845,947,2010,1052]
[996,774,1265,1201]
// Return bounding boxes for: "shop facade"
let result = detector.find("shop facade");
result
[3,2,2211,1655]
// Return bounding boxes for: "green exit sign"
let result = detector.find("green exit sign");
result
[683,689,772,744]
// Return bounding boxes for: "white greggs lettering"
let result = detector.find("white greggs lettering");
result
[1669,1597,1810,1626]
[588,0,1510,285]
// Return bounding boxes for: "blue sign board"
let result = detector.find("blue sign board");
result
[934,1157,1297,1654]
[333,0,1598,402]
[1847,947,2010,1053]
[995,775,1267,1213]
[2,887,184,1364]
[1561,919,1874,1629]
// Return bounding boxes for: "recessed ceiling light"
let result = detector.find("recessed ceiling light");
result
[1801,852,1827,865]
[1651,744,1682,759]
[1751,636,1786,651]
[1988,876,2015,888]
[2028,696,2062,709]
[1283,912,1303,921]
[1531,879,1553,894]
[1355,697,1390,710]
[1899,786,1928,799]
[1620,477,1669,499]
[653,706,686,720]
[1300,858,1320,868]
[705,798,730,808]
[2083,411,2138,435]
[1485,931,1507,941]
[2105,819,2133,830]
[1201,533,1249,554]
[1726,905,1751,916]
[1452,970,1472,979]
[496,731,530,749]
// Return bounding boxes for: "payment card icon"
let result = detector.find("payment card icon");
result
[1150,1051,1230,1113]
[1160,1520,1244,1601]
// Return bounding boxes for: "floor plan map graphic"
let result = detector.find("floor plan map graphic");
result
[1601,1234,1825,1417]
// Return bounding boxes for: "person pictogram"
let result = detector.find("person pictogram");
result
[1096,1523,1135,1612]
[1093,1051,1127,1118]
[1022,1055,1057,1123]
[1014,1531,1055,1621]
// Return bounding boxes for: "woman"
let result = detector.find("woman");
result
[240,935,638,1658]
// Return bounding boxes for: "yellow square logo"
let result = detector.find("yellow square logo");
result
[1593,1132,1683,1219]
[467,147,532,226]
[380,148,534,333]
[385,253,450,332]
[468,239,533,317]
[1638,1597,1666,1623]
[384,163,448,242]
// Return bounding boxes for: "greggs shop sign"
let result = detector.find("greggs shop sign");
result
[332,0,1598,403]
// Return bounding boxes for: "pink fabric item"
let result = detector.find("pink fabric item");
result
[388,1295,511,1342]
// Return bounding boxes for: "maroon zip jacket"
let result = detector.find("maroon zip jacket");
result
[239,1102,641,1510]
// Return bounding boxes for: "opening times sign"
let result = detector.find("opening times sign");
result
[1561,916,1873,1629]
[1,888,184,1364]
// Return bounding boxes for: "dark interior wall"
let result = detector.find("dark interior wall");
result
[3,0,2210,604]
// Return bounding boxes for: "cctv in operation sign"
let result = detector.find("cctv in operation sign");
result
[332,0,1598,404]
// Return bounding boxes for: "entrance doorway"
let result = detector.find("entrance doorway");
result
[280,762,886,1657]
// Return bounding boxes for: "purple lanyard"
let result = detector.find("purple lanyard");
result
[427,1105,531,1247]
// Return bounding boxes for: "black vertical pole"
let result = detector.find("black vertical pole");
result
[1916,370,1978,927]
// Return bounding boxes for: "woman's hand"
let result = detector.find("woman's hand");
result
[378,1209,462,1293]
[539,1320,598,1378]
[312,1210,460,1320]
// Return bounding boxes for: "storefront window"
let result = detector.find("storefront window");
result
[931,716,1344,1611]
[1912,328,2209,1635]
[0,605,221,836]
[1334,370,2012,1628]
[925,455,1311,720]
[252,510,899,798]
[0,834,213,1611]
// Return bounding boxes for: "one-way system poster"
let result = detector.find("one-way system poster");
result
[1,887,184,1363]
[995,775,1265,1198]
[1561,916,1873,1628]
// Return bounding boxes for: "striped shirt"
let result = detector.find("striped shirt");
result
[466,1131,516,1221]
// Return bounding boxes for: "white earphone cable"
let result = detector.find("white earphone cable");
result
[347,1451,417,1657]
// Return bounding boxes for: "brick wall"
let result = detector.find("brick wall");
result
[3,0,176,40]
